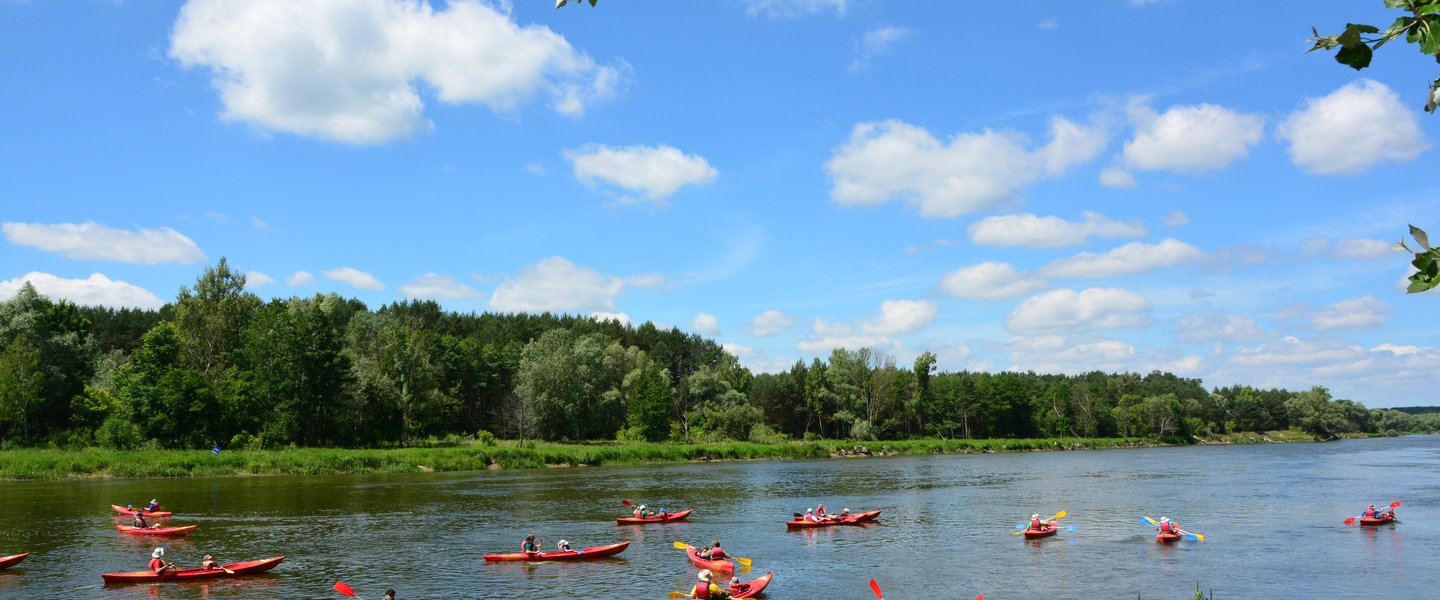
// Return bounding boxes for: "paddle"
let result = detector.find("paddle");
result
[668,592,689,599]
[671,541,752,567]
[621,499,633,507]
[1177,527,1204,542]
[1013,510,1066,535]
[334,581,366,600]
[870,578,883,599]
[1345,501,1401,525]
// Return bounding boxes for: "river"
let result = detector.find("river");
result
[0,435,1434,599]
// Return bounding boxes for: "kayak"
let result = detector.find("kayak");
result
[686,547,734,573]
[0,553,28,570]
[785,509,882,529]
[1023,521,1058,539]
[616,508,693,525]
[102,556,285,583]
[1360,514,1397,526]
[116,525,197,537]
[112,504,173,518]
[482,541,630,562]
[1156,532,1182,544]
[731,571,774,599]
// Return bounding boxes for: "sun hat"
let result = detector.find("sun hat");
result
[698,569,713,582]
[127,504,134,509]
[203,555,212,560]
[558,540,569,547]
[1161,516,1169,522]
[638,505,646,510]
[806,508,813,512]
[151,548,164,558]
[1032,514,1040,520]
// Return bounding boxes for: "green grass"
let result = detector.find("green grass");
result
[0,435,1216,480]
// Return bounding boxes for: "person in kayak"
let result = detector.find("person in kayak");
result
[200,555,219,570]
[657,507,668,520]
[384,590,396,600]
[147,499,161,512]
[556,540,582,554]
[148,548,176,574]
[803,508,821,522]
[521,535,541,556]
[132,512,159,529]
[697,540,725,560]
[839,507,852,518]
[692,569,732,599]
[633,504,652,518]
[1157,516,1179,535]
[1028,514,1048,531]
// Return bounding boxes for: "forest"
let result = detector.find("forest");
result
[1,259,1434,451]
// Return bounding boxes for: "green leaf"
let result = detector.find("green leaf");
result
[1418,19,1440,54]
[1338,24,1368,47]
[1418,3,1440,16]
[1411,225,1432,249]
[1407,277,1437,293]
[1393,239,1413,252]
[1383,0,1409,8]
[1335,43,1374,69]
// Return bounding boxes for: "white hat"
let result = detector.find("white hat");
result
[806,508,813,512]
[698,569,713,582]
[638,505,646,510]
[1032,514,1040,520]
[151,548,164,558]
[1160,516,1169,522]
[558,540,569,547]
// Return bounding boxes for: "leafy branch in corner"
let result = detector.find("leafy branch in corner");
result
[1394,225,1440,293]
[554,0,598,7]
[1308,0,1440,112]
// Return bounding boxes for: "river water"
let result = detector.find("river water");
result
[0,435,1435,599]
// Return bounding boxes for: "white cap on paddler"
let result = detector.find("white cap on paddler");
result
[151,548,164,559]
[698,569,713,582]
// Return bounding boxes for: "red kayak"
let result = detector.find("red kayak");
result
[1023,521,1058,539]
[102,556,285,583]
[112,504,173,518]
[1156,532,1181,544]
[786,509,882,529]
[117,525,197,537]
[731,571,774,599]
[0,553,28,570]
[1360,514,1397,526]
[482,541,630,562]
[686,546,734,572]
[616,508,693,525]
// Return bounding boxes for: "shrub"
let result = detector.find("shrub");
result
[475,429,498,446]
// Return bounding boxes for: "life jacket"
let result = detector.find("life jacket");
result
[521,540,537,552]
[634,508,644,518]
[709,546,724,559]
[1030,519,1044,530]
[693,582,712,599]
[1363,507,1377,518]
[1159,521,1174,534]
[147,503,160,511]
[134,515,148,528]
[149,558,165,573]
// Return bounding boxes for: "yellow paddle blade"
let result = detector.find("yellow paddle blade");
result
[1142,516,1158,526]
[1051,510,1067,520]
[672,541,693,550]
[1011,529,1024,535]
[733,556,752,567]
[669,592,690,598]
[1190,531,1206,541]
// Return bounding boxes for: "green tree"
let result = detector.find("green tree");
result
[0,335,46,442]
[626,361,672,442]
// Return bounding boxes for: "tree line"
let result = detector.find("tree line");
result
[0,259,1434,450]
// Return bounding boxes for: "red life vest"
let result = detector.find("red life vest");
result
[148,558,165,573]
[1159,521,1174,533]
[1363,507,1377,518]
[710,546,724,559]
[521,539,537,552]
[1030,519,1043,529]
[693,582,712,599]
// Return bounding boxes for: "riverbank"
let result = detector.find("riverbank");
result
[0,433,1337,480]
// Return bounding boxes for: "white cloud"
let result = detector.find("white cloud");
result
[589,311,630,325]
[565,144,718,205]
[526,162,547,176]
[850,25,909,72]
[742,0,847,18]
[1372,343,1421,356]
[204,210,231,225]
[968,211,1146,248]
[748,309,795,337]
[1005,287,1152,334]
[169,0,622,144]
[1099,166,1136,188]
[825,116,1107,218]
[1333,238,1392,260]
[1311,295,1390,331]
[1123,100,1265,172]
[938,262,1046,301]
[251,217,269,230]
[3,221,204,265]
[624,273,667,289]
[1005,334,1203,376]
[1278,79,1429,175]
[399,273,482,299]
[724,342,798,374]
[691,312,719,335]
[795,318,895,356]
[489,256,625,313]
[1038,238,1205,279]
[1173,313,1266,343]
[1162,210,1189,227]
[286,271,315,286]
[323,267,385,291]
[244,270,276,290]
[0,272,165,309]
[859,299,937,335]
[1213,336,1440,400]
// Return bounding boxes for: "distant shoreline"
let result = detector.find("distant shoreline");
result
[0,431,1383,481]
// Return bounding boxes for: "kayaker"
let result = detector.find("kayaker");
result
[692,569,732,599]
[147,499,161,512]
[148,548,176,574]
[384,590,396,600]
[132,512,157,529]
[200,555,219,570]
[1157,516,1178,535]
[633,504,650,518]
[839,507,852,518]
[521,535,541,556]
[803,508,820,522]
[1028,514,1046,531]
[556,540,582,554]
[1362,504,1380,518]
[697,540,725,560]
[657,507,668,520]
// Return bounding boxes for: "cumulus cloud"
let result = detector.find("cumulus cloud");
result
[691,312,719,335]
[169,0,623,144]
[968,211,1146,248]
[399,273,483,299]
[0,272,165,309]
[1329,237,1392,260]
[323,267,385,291]
[1278,79,1429,175]
[3,221,204,264]
[1173,313,1266,343]
[565,144,717,205]
[489,256,626,313]
[1038,238,1205,279]
[742,0,847,18]
[1162,210,1189,226]
[859,299,937,336]
[286,271,315,286]
[938,262,1046,301]
[1099,166,1136,188]
[1311,295,1390,331]
[1123,100,1265,172]
[243,270,276,290]
[590,311,630,325]
[1214,336,1440,400]
[748,309,795,337]
[825,116,1107,218]
[1005,334,1203,376]
[850,25,909,72]
[1005,287,1152,334]
[795,318,895,356]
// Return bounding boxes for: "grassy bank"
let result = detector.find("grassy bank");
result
[0,433,1326,480]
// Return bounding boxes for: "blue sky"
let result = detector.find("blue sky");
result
[3,0,1438,407]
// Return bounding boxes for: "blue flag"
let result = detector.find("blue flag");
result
[212,444,221,456]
